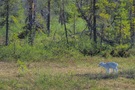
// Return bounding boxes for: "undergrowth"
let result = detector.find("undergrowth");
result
[0,38,83,61]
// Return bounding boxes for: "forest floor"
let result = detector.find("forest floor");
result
[0,57,135,90]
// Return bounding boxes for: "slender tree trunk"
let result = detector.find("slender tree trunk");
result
[73,13,76,34]
[130,10,134,47]
[93,0,97,43]
[119,17,122,44]
[28,0,33,45]
[131,0,135,46]
[80,0,83,7]
[5,0,9,46]
[100,24,104,45]
[28,0,36,45]
[32,0,36,43]
[47,0,50,36]
[62,0,68,44]
[133,1,135,44]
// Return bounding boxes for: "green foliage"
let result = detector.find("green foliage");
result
[36,73,98,90]
[0,35,83,61]
[17,59,28,75]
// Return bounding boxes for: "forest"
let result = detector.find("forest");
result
[0,0,135,90]
[0,0,135,60]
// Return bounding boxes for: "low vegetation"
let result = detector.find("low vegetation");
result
[0,57,135,90]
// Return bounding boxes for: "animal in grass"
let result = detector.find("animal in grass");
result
[99,62,118,74]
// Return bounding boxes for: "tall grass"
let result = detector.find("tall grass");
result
[35,73,109,90]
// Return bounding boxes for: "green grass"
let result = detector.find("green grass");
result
[0,57,135,90]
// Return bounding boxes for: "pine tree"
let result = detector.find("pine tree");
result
[0,0,17,46]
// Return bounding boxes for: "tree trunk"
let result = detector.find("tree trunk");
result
[73,13,76,34]
[5,0,9,46]
[28,0,36,45]
[119,17,122,44]
[100,24,104,45]
[133,1,135,45]
[93,0,97,43]
[130,0,135,47]
[62,0,68,44]
[47,0,50,36]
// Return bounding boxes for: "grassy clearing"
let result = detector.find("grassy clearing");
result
[0,57,135,90]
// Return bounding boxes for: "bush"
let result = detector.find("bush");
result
[0,38,83,61]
